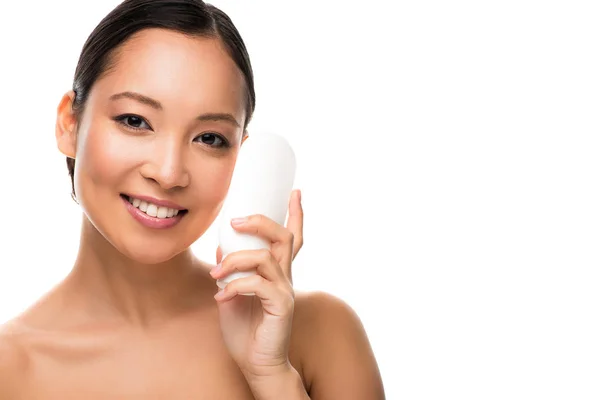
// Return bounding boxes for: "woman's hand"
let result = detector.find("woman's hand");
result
[209,189,304,381]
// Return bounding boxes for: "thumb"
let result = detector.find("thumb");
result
[216,246,223,264]
[286,189,304,259]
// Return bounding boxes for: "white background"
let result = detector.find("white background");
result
[1,1,599,398]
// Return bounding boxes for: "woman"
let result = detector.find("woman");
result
[0,0,385,398]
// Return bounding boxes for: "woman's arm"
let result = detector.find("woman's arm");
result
[243,365,310,400]
[296,291,386,400]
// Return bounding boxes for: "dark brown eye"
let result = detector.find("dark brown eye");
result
[195,133,228,148]
[125,116,144,128]
[114,114,151,131]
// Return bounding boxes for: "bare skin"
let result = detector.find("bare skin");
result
[0,29,385,399]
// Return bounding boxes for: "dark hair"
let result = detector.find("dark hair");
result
[66,0,255,201]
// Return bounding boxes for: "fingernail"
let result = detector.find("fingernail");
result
[210,263,222,277]
[297,190,302,202]
[214,288,233,301]
[214,289,226,300]
[231,217,247,225]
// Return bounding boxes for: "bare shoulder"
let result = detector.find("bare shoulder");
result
[0,321,30,396]
[292,291,386,400]
[293,290,363,332]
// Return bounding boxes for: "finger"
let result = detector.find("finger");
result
[285,189,304,259]
[216,246,223,264]
[210,249,285,283]
[229,213,296,280]
[230,214,293,245]
[214,275,294,317]
[230,215,294,266]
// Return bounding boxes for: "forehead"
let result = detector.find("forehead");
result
[92,28,246,117]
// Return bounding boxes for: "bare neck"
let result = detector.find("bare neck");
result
[61,217,216,328]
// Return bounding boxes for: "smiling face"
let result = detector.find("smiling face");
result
[59,28,248,264]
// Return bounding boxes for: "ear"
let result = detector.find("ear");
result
[55,90,78,159]
[241,130,249,145]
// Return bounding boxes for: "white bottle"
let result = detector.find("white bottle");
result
[216,132,296,293]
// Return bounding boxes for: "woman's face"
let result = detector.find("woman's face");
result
[68,29,247,264]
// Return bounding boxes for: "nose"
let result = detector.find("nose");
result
[140,139,191,190]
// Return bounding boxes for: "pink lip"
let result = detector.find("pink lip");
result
[122,194,186,210]
[121,196,185,229]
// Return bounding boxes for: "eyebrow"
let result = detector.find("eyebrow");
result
[109,91,241,128]
[110,91,162,110]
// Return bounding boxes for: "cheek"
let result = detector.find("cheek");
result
[74,122,136,195]
[191,156,237,205]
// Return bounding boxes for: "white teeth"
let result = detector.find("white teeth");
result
[126,196,181,218]
[157,206,168,219]
[146,204,158,217]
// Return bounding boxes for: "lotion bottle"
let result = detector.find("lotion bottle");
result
[216,132,296,292]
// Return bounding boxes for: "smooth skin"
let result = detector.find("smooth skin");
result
[0,29,385,399]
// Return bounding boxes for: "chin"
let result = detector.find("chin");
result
[119,242,188,265]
